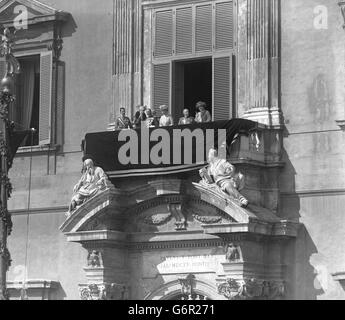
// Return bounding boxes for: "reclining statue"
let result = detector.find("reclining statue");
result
[67,155,108,216]
[199,148,249,207]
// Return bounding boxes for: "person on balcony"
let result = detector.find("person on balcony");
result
[145,108,159,128]
[67,155,108,215]
[159,105,174,127]
[115,107,133,130]
[178,108,195,125]
[195,101,212,123]
[133,105,147,129]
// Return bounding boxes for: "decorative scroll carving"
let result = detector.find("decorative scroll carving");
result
[47,36,63,61]
[143,213,172,226]
[87,250,103,268]
[218,278,285,300]
[224,243,241,262]
[79,283,127,300]
[192,214,222,225]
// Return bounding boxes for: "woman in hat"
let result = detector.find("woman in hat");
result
[195,101,212,123]
[67,155,107,215]
[159,105,174,127]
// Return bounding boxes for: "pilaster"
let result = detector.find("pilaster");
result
[241,0,282,127]
[109,0,142,130]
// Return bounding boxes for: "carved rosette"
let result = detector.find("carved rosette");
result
[218,278,285,300]
[79,283,127,300]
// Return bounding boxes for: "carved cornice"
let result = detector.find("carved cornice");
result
[79,283,127,300]
[217,278,285,300]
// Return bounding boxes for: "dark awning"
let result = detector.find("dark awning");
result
[83,119,258,178]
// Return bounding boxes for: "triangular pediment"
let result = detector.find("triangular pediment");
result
[0,0,68,24]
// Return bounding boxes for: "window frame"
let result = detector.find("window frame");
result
[151,0,237,121]
[10,50,54,148]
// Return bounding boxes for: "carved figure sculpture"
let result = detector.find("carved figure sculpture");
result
[199,148,248,207]
[67,155,107,216]
[225,243,240,262]
[87,250,101,268]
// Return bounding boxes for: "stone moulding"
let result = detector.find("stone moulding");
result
[217,278,285,300]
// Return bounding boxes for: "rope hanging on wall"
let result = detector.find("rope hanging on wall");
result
[20,128,36,300]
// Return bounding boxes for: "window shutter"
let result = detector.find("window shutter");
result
[195,4,213,52]
[215,1,234,50]
[154,10,173,58]
[213,55,232,121]
[153,63,171,115]
[176,7,193,55]
[0,57,6,79]
[39,51,53,145]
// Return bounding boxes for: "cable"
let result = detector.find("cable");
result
[20,128,35,300]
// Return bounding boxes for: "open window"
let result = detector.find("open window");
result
[2,52,53,147]
[151,0,235,122]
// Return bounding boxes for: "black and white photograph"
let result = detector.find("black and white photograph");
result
[0,0,344,303]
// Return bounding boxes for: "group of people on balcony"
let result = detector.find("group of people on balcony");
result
[114,101,212,130]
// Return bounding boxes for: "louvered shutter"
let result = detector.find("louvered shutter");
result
[176,7,193,55]
[39,51,53,145]
[215,1,234,50]
[213,55,232,121]
[195,4,213,52]
[153,63,171,115]
[0,57,6,79]
[154,10,173,58]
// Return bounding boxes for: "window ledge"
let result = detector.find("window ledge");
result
[335,120,345,131]
[332,272,345,282]
[15,144,60,156]
[7,279,60,290]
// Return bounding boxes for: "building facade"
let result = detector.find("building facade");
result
[0,0,345,300]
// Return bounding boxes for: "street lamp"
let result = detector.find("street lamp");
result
[0,27,20,301]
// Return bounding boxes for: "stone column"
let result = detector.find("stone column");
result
[241,0,282,127]
[109,0,142,130]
